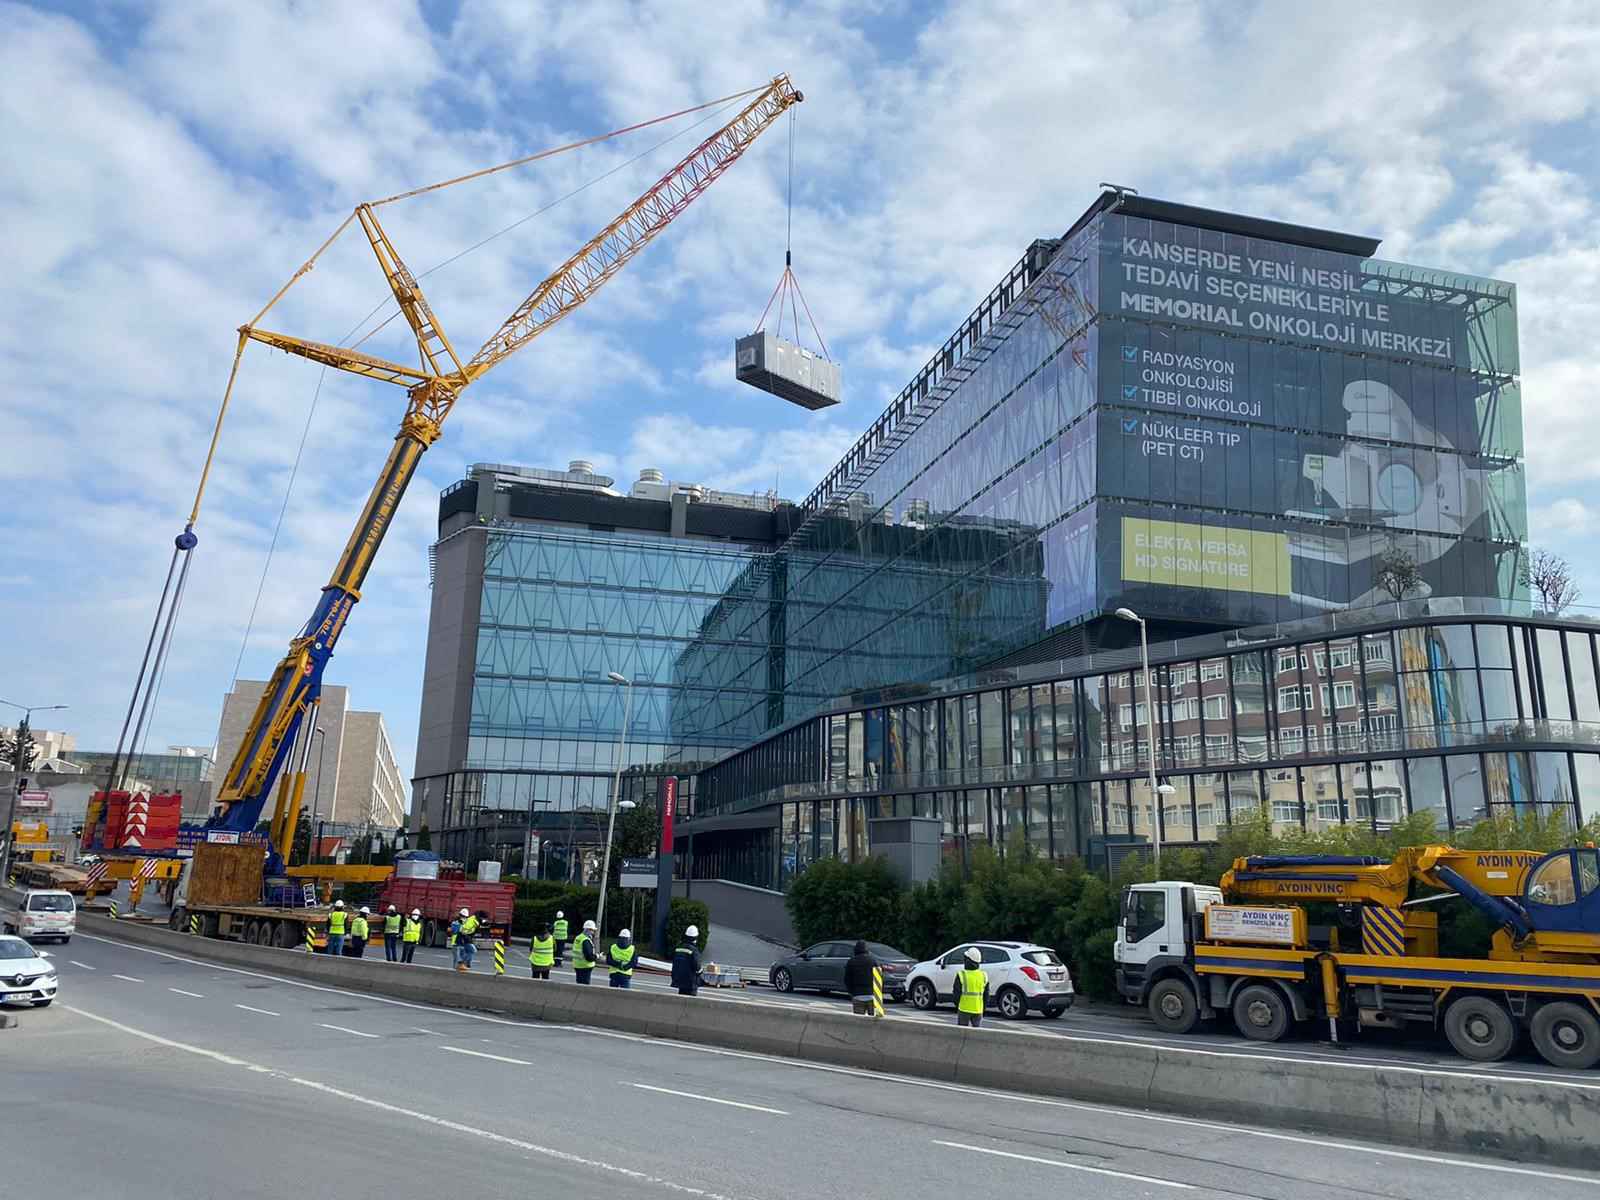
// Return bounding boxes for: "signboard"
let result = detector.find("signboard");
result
[620,857,658,888]
[17,790,50,812]
[206,831,241,844]
[1204,905,1304,947]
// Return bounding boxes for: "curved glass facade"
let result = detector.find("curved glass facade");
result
[682,608,1599,889]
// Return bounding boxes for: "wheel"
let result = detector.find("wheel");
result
[1531,1001,1600,1070]
[1148,978,1201,1034]
[58,937,70,945]
[31,998,52,1008]
[996,986,1028,1020]
[1232,984,1292,1042]
[1041,1005,1066,1020]
[1443,995,1517,1063]
[423,919,439,948]
[909,978,938,1011]
[274,922,296,949]
[168,909,183,932]
[243,920,261,945]
[772,967,794,993]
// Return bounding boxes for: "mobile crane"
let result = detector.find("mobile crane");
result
[128,79,804,885]
[1114,844,1600,1068]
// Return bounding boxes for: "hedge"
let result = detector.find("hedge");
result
[784,808,1600,1002]
[507,881,708,952]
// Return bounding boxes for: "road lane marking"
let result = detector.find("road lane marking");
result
[629,1083,787,1116]
[168,988,204,998]
[70,961,96,970]
[76,933,1600,1186]
[319,1023,378,1039]
[61,1004,749,1200]
[112,974,144,983]
[236,1004,281,1017]
[441,1045,532,1066]
[932,1140,1191,1189]
[414,1027,441,1035]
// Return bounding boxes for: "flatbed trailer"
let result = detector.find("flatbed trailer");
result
[168,900,329,951]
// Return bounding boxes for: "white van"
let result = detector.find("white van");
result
[2,887,77,943]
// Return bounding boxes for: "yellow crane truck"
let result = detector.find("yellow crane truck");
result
[1114,845,1600,1068]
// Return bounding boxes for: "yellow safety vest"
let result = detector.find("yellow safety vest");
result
[609,943,636,976]
[572,934,596,969]
[529,936,556,967]
[402,918,422,944]
[384,913,402,934]
[461,916,480,938]
[351,917,369,940]
[956,967,987,1015]
[552,918,569,941]
[327,910,347,935]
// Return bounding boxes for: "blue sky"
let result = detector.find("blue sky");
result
[6,1,1600,789]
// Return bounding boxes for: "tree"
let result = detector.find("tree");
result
[1521,547,1582,615]
[414,822,433,851]
[1,726,39,771]
[607,800,659,884]
[1374,543,1424,603]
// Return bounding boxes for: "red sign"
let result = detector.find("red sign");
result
[659,776,676,856]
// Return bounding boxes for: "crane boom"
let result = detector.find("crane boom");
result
[212,76,803,866]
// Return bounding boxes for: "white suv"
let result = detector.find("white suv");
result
[905,941,1074,1020]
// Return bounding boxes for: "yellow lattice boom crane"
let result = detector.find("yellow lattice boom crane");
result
[179,76,804,873]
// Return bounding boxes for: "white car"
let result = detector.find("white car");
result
[0,935,58,1007]
[905,941,1074,1020]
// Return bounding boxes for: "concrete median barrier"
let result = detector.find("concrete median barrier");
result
[78,915,1600,1167]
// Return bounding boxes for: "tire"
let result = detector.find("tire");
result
[1531,1001,1600,1070]
[1443,995,1517,1063]
[168,909,183,932]
[996,986,1028,1020]
[1148,978,1201,1034]
[243,920,261,945]
[909,978,938,1011]
[1041,1005,1066,1020]
[423,919,439,948]
[1232,983,1292,1042]
[58,937,70,945]
[772,967,794,993]
[31,998,52,1008]
[274,922,296,949]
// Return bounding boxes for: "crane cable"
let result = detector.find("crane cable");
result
[754,106,829,360]
[224,92,752,694]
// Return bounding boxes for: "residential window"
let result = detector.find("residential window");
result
[1201,660,1227,682]
[1363,638,1391,664]
[1277,651,1308,674]
[1203,694,1229,720]
[1330,646,1355,669]
[1277,685,1313,712]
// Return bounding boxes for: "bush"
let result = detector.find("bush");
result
[785,856,904,948]
[512,886,596,936]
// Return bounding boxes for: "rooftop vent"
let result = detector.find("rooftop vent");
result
[568,459,595,475]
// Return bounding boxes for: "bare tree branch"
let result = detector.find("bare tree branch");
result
[1521,548,1583,615]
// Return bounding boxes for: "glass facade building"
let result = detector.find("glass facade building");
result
[682,606,1600,889]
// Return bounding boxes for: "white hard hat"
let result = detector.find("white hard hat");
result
[684,925,699,939]
[964,947,982,963]
[360,907,370,915]
[556,910,564,918]
[387,905,396,912]
[334,900,344,908]
[583,919,597,931]
[460,908,470,917]
[619,928,632,939]
[411,909,421,918]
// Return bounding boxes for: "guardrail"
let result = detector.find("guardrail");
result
[77,914,1600,1169]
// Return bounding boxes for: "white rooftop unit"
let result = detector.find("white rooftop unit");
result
[735,331,841,411]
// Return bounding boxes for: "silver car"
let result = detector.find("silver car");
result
[0,935,58,1008]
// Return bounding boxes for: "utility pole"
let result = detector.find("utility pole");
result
[1,699,68,880]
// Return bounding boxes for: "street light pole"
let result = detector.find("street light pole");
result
[1113,610,1172,868]
[1,699,68,880]
[594,671,634,939]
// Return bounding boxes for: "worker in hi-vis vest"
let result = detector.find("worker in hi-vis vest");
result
[607,928,637,988]
[350,907,371,958]
[325,900,348,957]
[552,911,569,965]
[529,924,556,979]
[401,909,423,964]
[383,905,403,962]
[953,946,989,1028]
[571,919,598,985]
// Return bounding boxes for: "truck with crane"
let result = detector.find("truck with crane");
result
[1115,844,1600,1068]
[82,78,806,926]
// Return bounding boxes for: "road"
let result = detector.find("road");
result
[4,933,1598,1199]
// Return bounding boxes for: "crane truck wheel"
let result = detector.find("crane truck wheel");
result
[1232,984,1292,1042]
[1148,978,1201,1034]
[1531,1001,1600,1070]
[1443,995,1517,1062]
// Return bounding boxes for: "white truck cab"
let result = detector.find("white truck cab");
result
[1114,881,1222,1030]
[2,887,78,944]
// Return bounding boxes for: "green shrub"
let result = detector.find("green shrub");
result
[785,856,904,948]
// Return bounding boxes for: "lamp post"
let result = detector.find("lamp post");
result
[1112,611,1175,867]
[594,671,634,939]
[1,699,68,880]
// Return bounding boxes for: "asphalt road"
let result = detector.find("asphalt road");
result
[4,933,1598,1200]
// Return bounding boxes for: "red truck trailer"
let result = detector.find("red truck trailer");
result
[376,877,515,947]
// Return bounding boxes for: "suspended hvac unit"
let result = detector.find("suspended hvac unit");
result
[735,330,841,411]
